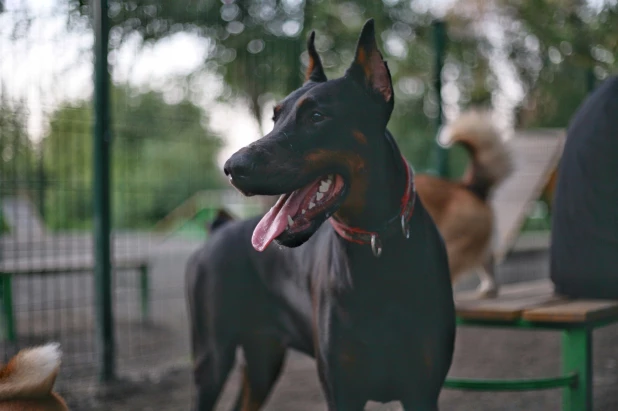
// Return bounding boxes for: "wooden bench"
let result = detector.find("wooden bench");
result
[0,255,150,342]
[445,279,618,411]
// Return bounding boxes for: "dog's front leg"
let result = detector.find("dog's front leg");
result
[317,357,367,411]
[314,310,366,410]
[315,324,368,410]
[315,353,337,410]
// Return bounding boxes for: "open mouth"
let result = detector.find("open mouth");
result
[252,174,346,251]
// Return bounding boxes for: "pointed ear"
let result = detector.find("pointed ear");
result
[346,19,393,104]
[305,31,327,83]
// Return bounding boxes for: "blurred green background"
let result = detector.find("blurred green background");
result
[1,0,616,235]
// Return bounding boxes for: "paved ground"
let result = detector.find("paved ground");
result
[3,232,618,410]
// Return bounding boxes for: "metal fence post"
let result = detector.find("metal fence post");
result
[37,153,45,219]
[432,19,448,178]
[93,0,115,382]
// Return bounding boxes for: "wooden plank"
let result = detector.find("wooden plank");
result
[523,300,618,324]
[455,279,562,322]
[0,255,148,275]
[456,294,563,322]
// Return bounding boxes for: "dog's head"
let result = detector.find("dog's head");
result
[224,19,394,251]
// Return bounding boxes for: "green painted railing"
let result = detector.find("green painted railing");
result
[445,373,577,391]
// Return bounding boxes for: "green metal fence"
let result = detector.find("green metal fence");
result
[0,1,265,403]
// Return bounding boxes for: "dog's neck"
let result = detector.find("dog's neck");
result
[333,130,408,231]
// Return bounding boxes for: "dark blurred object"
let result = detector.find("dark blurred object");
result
[550,76,618,299]
[206,209,235,233]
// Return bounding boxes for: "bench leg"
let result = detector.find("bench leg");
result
[0,276,16,342]
[562,328,592,411]
[139,265,150,322]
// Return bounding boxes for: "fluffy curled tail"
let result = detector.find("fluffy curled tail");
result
[438,109,514,200]
[0,343,61,400]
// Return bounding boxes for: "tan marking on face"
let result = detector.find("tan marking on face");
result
[296,96,309,109]
[303,149,368,222]
[273,104,282,120]
[352,130,367,145]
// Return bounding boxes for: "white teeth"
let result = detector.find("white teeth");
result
[316,192,324,201]
[319,180,331,193]
[287,215,294,226]
[302,209,306,214]
[309,201,316,209]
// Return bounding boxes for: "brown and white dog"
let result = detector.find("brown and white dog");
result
[416,109,513,298]
[0,343,68,411]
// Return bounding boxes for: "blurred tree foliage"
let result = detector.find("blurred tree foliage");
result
[0,96,34,191]
[42,86,222,229]
[3,0,617,231]
[65,0,494,172]
[498,0,618,127]
[0,96,38,234]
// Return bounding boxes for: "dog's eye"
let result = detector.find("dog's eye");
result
[310,111,325,124]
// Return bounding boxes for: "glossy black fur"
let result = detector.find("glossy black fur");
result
[186,20,455,411]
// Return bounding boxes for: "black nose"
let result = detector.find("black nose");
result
[223,153,254,181]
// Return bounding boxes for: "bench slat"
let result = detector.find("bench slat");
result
[456,294,563,322]
[455,280,563,322]
[522,300,618,323]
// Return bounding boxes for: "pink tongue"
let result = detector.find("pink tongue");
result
[251,183,318,252]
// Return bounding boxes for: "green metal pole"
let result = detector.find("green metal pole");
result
[1,276,15,341]
[432,19,448,178]
[93,0,115,382]
[561,328,592,411]
[37,153,45,220]
[445,373,576,391]
[0,194,3,235]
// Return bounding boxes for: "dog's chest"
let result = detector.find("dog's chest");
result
[316,239,448,350]
[328,284,418,344]
[315,268,421,353]
[313,286,432,398]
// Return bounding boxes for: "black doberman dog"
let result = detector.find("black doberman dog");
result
[186,19,455,411]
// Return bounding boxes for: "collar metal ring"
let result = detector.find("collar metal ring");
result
[371,234,382,257]
[401,215,410,239]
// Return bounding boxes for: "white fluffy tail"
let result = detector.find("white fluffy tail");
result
[0,343,62,400]
[438,109,513,198]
